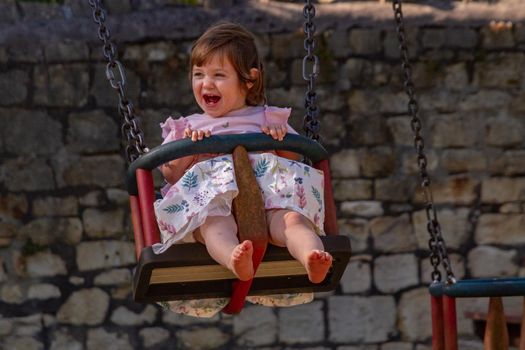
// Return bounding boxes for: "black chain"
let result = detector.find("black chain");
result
[302,0,320,141]
[392,0,455,284]
[88,0,148,163]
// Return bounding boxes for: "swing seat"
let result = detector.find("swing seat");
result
[133,235,351,302]
[127,134,351,310]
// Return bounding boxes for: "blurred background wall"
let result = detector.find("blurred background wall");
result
[0,0,524,349]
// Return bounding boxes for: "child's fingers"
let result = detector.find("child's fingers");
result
[183,127,192,138]
[261,125,270,135]
[204,130,212,138]
[191,130,199,142]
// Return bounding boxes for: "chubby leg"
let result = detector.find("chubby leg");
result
[195,215,254,281]
[267,209,332,284]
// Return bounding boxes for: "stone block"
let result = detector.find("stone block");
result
[20,218,82,245]
[349,28,381,55]
[78,191,107,207]
[481,177,525,203]
[459,90,512,111]
[419,89,459,113]
[67,110,119,153]
[375,177,418,202]
[441,149,487,173]
[330,150,359,178]
[359,147,396,177]
[475,213,525,245]
[384,28,419,59]
[325,29,351,58]
[2,109,62,156]
[0,157,55,191]
[7,39,44,63]
[398,287,431,341]
[25,251,67,277]
[412,208,470,250]
[162,309,219,326]
[58,289,109,326]
[485,117,524,147]
[468,246,518,278]
[266,87,304,110]
[94,268,131,286]
[386,116,413,147]
[44,40,90,62]
[443,62,469,91]
[0,70,28,105]
[446,28,478,49]
[34,64,89,107]
[0,1,19,25]
[32,196,78,217]
[76,241,135,271]
[176,327,229,350]
[27,283,61,300]
[83,208,125,238]
[348,114,389,146]
[110,305,157,326]
[340,258,371,293]
[2,336,43,350]
[370,214,417,253]
[501,150,525,175]
[271,32,304,60]
[332,179,373,201]
[144,64,193,106]
[328,295,396,343]
[52,153,125,188]
[139,327,170,348]
[481,25,515,49]
[341,201,383,218]
[422,28,446,49]
[106,0,132,14]
[49,328,83,350]
[473,53,525,89]
[338,218,369,253]
[413,175,478,205]
[86,328,132,350]
[1,283,25,304]
[234,306,277,346]
[429,114,479,148]
[374,254,418,293]
[265,61,287,89]
[19,2,64,20]
[318,113,346,146]
[278,301,324,343]
[382,342,413,350]
[91,63,141,108]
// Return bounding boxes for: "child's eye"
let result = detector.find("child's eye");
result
[193,72,203,78]
[215,73,225,77]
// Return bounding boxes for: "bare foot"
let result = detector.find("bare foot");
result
[305,250,332,283]
[229,240,254,281]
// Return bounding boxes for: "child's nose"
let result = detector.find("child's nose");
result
[203,76,214,87]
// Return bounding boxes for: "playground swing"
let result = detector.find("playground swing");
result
[392,1,525,349]
[87,0,351,315]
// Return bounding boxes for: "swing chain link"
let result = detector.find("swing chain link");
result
[392,0,455,284]
[302,0,320,141]
[88,0,148,163]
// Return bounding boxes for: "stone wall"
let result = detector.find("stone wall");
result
[1,0,524,349]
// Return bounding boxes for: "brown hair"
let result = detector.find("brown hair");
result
[190,22,265,106]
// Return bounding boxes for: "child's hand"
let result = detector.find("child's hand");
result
[261,124,287,141]
[184,127,211,142]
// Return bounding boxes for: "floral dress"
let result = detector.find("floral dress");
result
[153,106,325,317]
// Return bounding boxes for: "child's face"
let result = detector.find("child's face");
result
[192,54,250,118]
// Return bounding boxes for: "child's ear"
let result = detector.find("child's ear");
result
[246,68,259,89]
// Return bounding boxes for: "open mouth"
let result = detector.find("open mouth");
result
[203,94,221,105]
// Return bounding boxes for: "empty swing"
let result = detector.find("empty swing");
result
[392,1,525,348]
[88,0,351,315]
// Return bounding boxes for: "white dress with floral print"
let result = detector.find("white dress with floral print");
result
[153,106,325,317]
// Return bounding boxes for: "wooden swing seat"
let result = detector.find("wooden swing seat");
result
[133,235,350,302]
[127,134,351,310]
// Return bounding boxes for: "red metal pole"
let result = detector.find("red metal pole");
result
[129,195,145,260]
[431,294,445,350]
[314,159,339,236]
[443,295,458,350]
[136,169,161,246]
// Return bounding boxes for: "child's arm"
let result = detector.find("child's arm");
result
[161,127,212,184]
[160,155,196,184]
